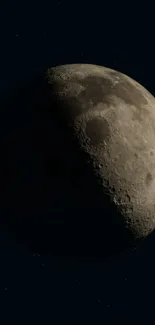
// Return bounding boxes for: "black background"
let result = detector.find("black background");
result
[0,1,155,322]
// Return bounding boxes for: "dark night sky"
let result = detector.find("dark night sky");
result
[0,1,155,322]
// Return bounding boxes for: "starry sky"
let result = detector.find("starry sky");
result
[0,1,155,322]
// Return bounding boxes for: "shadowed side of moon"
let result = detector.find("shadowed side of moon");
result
[3,64,155,258]
[1,74,130,258]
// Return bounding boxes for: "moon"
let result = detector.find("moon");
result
[43,63,155,254]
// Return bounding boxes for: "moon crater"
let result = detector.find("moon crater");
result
[85,117,110,146]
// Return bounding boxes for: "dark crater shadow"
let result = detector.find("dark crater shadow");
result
[0,71,137,260]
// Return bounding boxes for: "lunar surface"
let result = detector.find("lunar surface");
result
[43,63,155,253]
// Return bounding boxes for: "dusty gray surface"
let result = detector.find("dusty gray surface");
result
[45,64,155,246]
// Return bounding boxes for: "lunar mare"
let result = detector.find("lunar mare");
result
[45,64,155,250]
